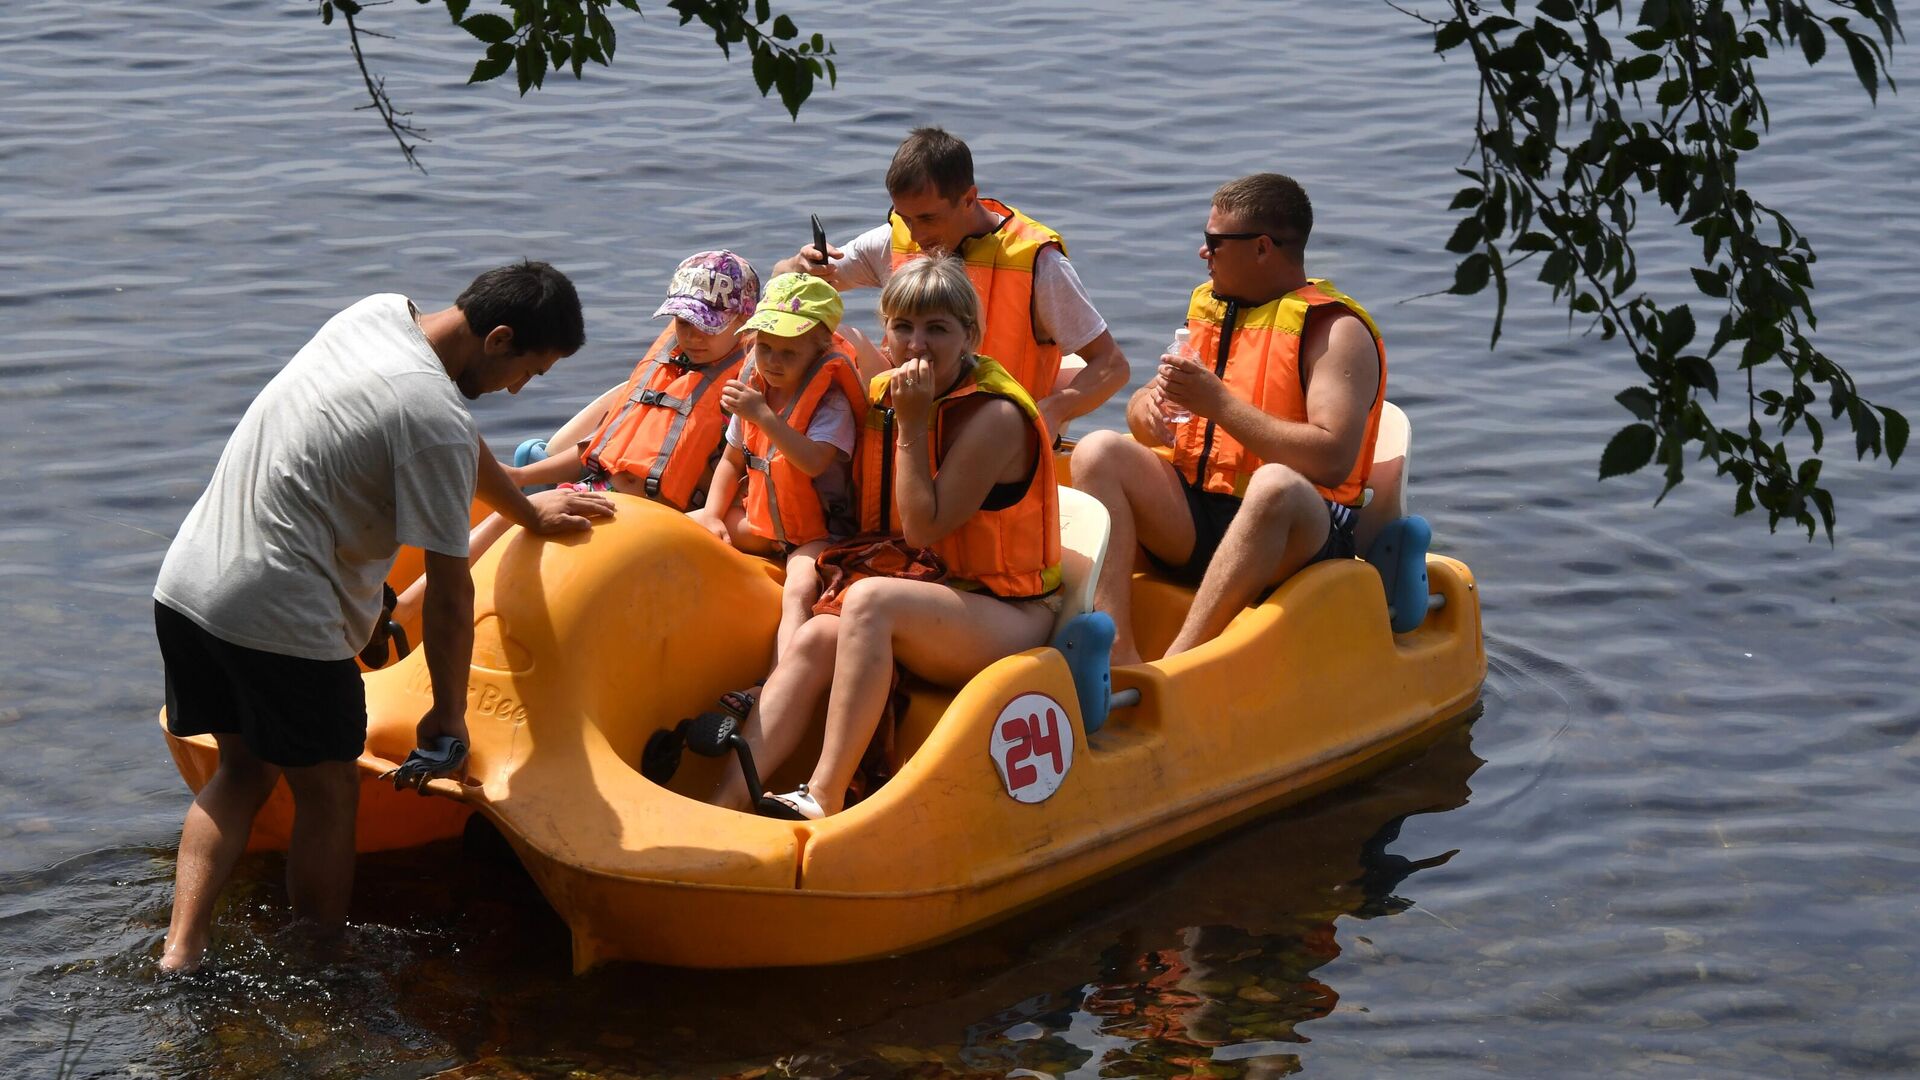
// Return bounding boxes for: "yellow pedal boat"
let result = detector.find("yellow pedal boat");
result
[162,404,1484,970]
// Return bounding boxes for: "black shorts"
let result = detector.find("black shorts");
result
[1147,483,1357,586]
[155,601,367,768]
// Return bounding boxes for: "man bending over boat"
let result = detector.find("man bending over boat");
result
[152,262,613,973]
[1072,174,1387,666]
[711,255,1063,819]
[773,125,1129,439]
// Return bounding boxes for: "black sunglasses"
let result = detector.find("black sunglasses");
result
[1203,230,1290,254]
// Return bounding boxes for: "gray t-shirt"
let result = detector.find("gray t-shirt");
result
[833,222,1109,355]
[154,294,479,661]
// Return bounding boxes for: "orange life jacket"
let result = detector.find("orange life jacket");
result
[740,339,869,549]
[855,357,1062,600]
[1168,279,1386,507]
[888,198,1067,400]
[581,328,745,510]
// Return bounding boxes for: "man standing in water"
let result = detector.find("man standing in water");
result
[151,261,614,973]
[1072,175,1386,665]
[774,126,1129,437]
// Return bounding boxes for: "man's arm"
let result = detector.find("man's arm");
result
[474,435,615,534]
[415,549,474,747]
[1037,330,1130,437]
[1159,312,1380,489]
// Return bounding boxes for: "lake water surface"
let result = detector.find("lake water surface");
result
[3,1,1918,1076]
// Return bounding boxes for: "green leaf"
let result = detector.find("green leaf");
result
[462,13,514,43]
[1448,186,1484,210]
[1449,253,1492,295]
[1799,22,1826,65]
[1513,231,1556,253]
[1690,266,1727,298]
[1445,216,1484,254]
[515,40,541,93]
[1617,387,1658,420]
[468,41,514,83]
[1656,77,1688,108]
[1639,0,1671,30]
[1600,423,1658,478]
[1434,19,1470,52]
[445,0,471,21]
[1539,0,1576,20]
[1842,28,1882,102]
[751,45,775,94]
[1678,356,1719,397]
[1659,304,1695,356]
[773,13,797,39]
[1618,54,1663,82]
[1883,406,1910,462]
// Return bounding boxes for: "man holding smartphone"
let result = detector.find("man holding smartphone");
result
[774,126,1129,439]
[1070,175,1387,666]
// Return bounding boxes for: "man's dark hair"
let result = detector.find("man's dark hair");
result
[885,127,975,202]
[1213,174,1313,259]
[456,260,586,355]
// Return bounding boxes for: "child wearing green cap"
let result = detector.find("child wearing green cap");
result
[689,273,869,668]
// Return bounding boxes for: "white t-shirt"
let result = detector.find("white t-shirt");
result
[155,294,479,661]
[833,221,1109,355]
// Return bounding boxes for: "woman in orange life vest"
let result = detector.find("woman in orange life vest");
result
[391,250,759,628]
[687,274,867,665]
[710,254,1064,820]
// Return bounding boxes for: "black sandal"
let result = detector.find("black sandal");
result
[641,687,759,786]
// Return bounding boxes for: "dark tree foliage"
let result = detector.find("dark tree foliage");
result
[1401,0,1906,538]
[317,0,834,170]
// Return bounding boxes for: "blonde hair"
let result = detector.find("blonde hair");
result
[878,254,982,350]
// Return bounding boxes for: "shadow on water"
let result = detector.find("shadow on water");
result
[5,716,1483,1079]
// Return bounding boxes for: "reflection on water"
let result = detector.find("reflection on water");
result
[191,725,1486,1078]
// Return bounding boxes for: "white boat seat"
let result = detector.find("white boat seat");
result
[1053,485,1110,637]
[1353,401,1411,556]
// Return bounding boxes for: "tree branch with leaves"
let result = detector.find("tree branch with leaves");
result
[1404,0,1907,539]
[316,0,835,172]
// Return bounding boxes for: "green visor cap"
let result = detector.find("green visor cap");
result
[743,273,844,338]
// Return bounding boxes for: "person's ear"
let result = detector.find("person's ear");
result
[483,325,516,355]
[959,184,980,210]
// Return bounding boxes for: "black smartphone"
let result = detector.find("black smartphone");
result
[810,214,829,265]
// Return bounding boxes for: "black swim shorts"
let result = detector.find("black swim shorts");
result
[1147,482,1357,586]
[155,601,367,768]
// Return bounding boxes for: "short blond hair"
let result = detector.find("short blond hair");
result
[877,254,982,350]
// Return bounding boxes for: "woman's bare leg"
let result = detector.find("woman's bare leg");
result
[710,613,842,811]
[806,579,1054,815]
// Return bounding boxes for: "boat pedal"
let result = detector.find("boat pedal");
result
[1366,515,1437,634]
[1052,611,1116,734]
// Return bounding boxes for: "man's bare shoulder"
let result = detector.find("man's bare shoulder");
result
[1301,306,1375,380]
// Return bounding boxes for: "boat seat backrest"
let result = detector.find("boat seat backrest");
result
[1053,485,1110,637]
[1353,401,1411,556]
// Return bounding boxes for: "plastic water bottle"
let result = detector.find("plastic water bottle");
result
[1162,327,1196,424]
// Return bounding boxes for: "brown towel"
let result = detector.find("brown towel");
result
[810,535,947,616]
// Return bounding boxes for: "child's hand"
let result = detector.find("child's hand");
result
[687,507,730,544]
[721,379,772,426]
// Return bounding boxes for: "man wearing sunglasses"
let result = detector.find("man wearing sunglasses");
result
[773,126,1129,439]
[1072,174,1388,666]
